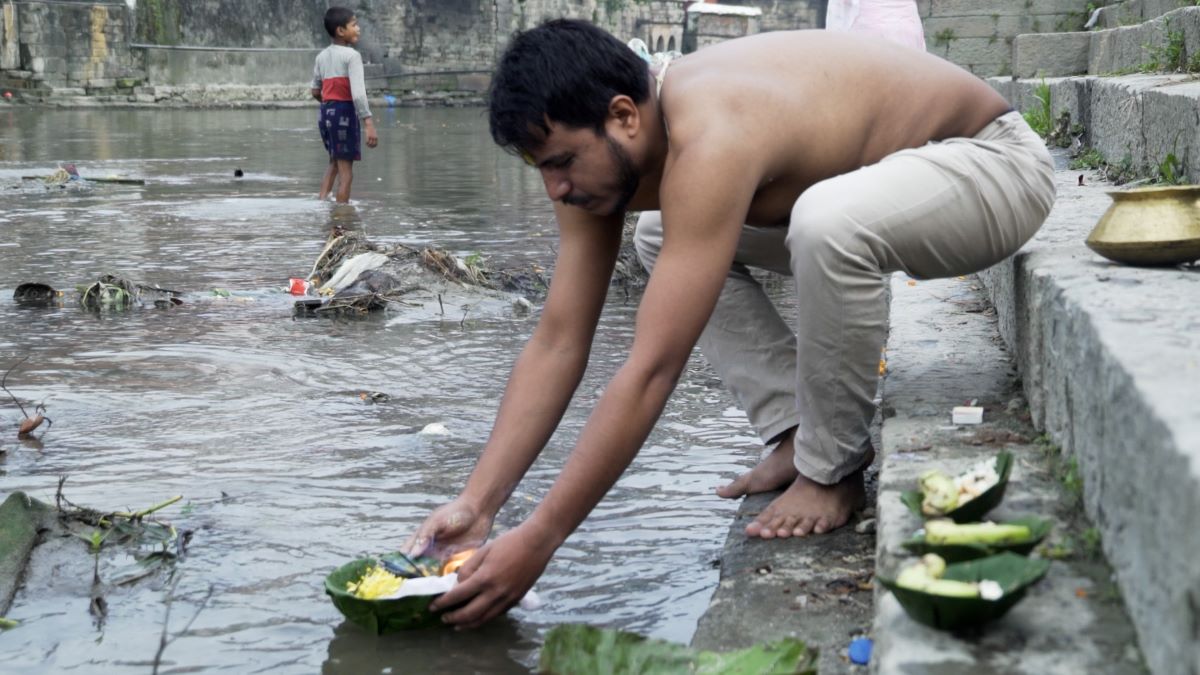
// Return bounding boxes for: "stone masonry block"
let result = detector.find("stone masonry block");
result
[924,15,1011,39]
[1008,76,1093,141]
[1089,18,1164,73]
[1090,7,1200,74]
[1104,0,1200,27]
[930,0,1094,17]
[1141,79,1200,181]
[939,36,1009,66]
[1088,75,1175,168]
[1014,32,1091,78]
[984,75,1014,102]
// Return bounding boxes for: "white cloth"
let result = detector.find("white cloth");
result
[826,0,925,52]
[825,0,861,31]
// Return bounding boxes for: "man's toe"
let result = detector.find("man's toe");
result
[774,515,799,538]
[717,474,751,499]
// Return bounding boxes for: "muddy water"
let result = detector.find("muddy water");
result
[0,108,760,673]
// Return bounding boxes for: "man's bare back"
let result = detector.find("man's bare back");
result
[629,31,1012,226]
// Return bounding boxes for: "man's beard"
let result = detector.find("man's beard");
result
[605,135,640,216]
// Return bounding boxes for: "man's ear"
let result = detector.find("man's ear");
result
[607,95,641,139]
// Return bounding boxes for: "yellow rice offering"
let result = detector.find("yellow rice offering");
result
[345,565,404,600]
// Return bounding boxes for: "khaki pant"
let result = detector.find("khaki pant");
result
[634,111,1055,484]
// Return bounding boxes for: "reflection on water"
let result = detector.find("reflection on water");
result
[0,108,758,673]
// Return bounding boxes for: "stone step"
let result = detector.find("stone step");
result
[872,212,1145,672]
[1094,0,1196,29]
[989,72,1200,184]
[1012,5,1200,78]
[972,158,1200,675]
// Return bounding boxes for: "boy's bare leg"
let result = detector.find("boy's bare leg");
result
[334,159,353,203]
[318,158,337,201]
[717,428,868,538]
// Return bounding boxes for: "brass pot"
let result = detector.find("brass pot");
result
[1086,185,1200,266]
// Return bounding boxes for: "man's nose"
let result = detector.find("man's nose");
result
[541,169,571,202]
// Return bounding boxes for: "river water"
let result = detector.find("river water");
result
[0,107,760,673]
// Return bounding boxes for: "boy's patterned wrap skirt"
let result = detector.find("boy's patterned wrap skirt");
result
[319,101,361,161]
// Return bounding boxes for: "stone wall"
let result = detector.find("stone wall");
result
[687,5,763,51]
[134,0,326,49]
[2,0,1123,93]
[0,0,141,90]
[919,0,1121,77]
[712,0,824,32]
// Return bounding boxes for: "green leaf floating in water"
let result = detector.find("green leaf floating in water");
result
[538,624,816,674]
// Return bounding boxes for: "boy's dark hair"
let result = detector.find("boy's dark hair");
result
[324,7,355,39]
[489,19,649,154]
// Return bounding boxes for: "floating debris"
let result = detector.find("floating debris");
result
[13,283,62,307]
[79,275,137,311]
[2,357,52,440]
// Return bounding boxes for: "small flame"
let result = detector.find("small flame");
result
[441,549,476,576]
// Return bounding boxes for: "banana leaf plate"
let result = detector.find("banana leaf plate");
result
[901,516,1053,563]
[877,552,1050,631]
[900,451,1013,523]
[325,554,447,635]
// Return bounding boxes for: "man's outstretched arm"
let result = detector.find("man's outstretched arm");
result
[405,204,623,556]
[434,137,762,628]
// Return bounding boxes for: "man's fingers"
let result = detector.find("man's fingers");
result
[443,590,513,629]
[403,529,431,557]
[455,544,488,582]
[429,565,483,611]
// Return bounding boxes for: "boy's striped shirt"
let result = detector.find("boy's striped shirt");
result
[312,44,372,120]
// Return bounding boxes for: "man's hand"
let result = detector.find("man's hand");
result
[404,497,494,560]
[429,521,558,629]
[365,119,379,149]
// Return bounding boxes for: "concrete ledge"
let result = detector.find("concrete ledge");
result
[977,165,1200,675]
[1014,32,1092,78]
[692,492,874,674]
[873,258,1143,674]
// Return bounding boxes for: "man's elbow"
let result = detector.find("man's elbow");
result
[624,354,687,400]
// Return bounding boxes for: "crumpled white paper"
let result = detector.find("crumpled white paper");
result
[379,573,543,610]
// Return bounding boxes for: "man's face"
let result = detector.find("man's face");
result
[338,18,361,45]
[526,122,640,217]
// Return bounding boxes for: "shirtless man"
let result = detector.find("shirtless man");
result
[407,19,1055,628]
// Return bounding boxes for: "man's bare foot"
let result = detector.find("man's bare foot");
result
[744,469,867,539]
[717,430,799,499]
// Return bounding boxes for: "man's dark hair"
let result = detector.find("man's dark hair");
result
[489,19,650,154]
[324,7,355,38]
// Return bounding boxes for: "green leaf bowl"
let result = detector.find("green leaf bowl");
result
[877,552,1050,631]
[901,516,1053,563]
[900,451,1013,523]
[324,556,446,635]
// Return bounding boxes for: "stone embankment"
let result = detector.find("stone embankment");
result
[698,3,1199,673]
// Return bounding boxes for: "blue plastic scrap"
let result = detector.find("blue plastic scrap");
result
[848,637,873,665]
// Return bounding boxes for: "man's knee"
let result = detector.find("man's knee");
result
[786,188,858,259]
[633,211,664,270]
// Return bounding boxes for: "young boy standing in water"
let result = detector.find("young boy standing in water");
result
[312,7,378,203]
